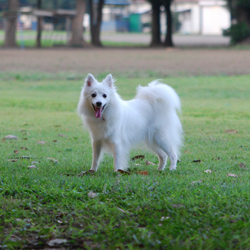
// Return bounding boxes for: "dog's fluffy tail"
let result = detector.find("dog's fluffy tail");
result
[136,80,183,158]
[136,80,181,112]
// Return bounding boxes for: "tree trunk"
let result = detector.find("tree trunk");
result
[150,2,162,47]
[163,1,174,47]
[90,0,104,46]
[69,0,87,47]
[237,6,250,26]
[36,0,42,48]
[4,0,19,47]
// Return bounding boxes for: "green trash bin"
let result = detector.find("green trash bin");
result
[129,14,142,32]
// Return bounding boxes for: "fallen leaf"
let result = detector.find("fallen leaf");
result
[37,141,46,144]
[191,180,203,184]
[52,140,57,143]
[20,147,28,150]
[117,207,130,215]
[88,191,97,198]
[59,134,66,137]
[239,163,246,169]
[131,155,145,161]
[184,151,189,153]
[22,138,28,140]
[19,156,32,159]
[47,157,59,163]
[8,159,18,162]
[145,160,156,166]
[78,170,95,176]
[47,239,67,247]
[171,204,185,208]
[47,157,56,161]
[117,169,130,175]
[212,157,221,160]
[31,161,40,164]
[84,241,101,249]
[192,159,201,163]
[4,135,18,140]
[14,150,19,154]
[137,171,148,176]
[204,169,212,173]
[28,165,37,169]
[1,139,6,143]
[225,130,238,134]
[56,212,68,218]
[161,216,169,221]
[227,173,238,178]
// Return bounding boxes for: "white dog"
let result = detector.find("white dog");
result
[78,74,183,173]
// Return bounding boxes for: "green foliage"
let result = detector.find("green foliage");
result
[0,75,250,248]
[237,0,250,8]
[223,22,250,44]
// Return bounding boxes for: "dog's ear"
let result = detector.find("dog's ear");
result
[103,74,113,87]
[85,74,96,87]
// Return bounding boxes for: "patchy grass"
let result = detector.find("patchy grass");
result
[0,75,250,249]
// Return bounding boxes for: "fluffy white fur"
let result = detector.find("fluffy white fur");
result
[77,73,183,172]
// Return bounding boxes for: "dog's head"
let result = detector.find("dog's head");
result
[83,74,114,119]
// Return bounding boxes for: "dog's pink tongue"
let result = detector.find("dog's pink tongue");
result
[95,107,102,118]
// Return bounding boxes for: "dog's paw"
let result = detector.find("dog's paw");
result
[117,169,130,175]
[157,167,165,171]
[169,166,176,171]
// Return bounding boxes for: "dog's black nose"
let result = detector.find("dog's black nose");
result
[96,102,102,107]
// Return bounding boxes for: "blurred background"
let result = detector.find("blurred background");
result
[1,0,249,49]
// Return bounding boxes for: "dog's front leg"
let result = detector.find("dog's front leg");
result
[90,140,102,171]
[112,142,127,172]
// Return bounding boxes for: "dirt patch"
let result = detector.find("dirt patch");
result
[1,48,250,77]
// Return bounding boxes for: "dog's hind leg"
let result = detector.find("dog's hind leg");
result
[151,145,168,171]
[90,140,102,171]
[154,138,178,171]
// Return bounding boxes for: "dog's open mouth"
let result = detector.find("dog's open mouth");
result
[92,104,106,118]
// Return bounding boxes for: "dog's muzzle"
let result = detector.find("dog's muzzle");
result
[92,103,106,118]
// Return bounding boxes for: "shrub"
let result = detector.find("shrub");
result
[223,22,250,44]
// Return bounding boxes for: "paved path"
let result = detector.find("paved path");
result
[97,33,230,47]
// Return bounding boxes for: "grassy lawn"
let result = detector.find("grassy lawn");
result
[0,30,145,48]
[0,74,250,249]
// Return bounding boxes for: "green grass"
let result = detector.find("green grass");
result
[0,39,144,48]
[0,30,145,48]
[0,75,250,249]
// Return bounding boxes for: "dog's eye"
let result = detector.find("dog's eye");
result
[91,93,96,98]
[103,94,107,98]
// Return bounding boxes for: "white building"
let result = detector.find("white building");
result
[172,0,230,35]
